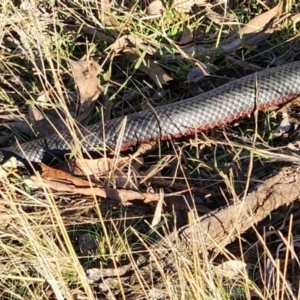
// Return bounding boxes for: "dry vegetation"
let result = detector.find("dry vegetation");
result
[0,0,300,299]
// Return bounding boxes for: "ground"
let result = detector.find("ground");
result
[0,0,300,299]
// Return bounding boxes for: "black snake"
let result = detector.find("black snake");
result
[1,61,300,166]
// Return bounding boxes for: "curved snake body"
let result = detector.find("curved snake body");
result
[1,61,300,166]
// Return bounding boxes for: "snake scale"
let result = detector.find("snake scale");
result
[1,61,300,166]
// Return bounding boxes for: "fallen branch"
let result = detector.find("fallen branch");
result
[86,165,300,288]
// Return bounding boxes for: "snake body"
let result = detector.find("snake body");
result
[1,61,300,166]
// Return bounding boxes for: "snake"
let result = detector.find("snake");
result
[1,60,300,167]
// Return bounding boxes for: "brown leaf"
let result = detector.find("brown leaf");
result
[111,35,158,56]
[125,52,172,85]
[147,0,164,15]
[287,141,300,153]
[40,163,92,187]
[274,112,292,136]
[29,175,146,203]
[0,157,17,178]
[176,4,286,57]
[151,192,164,226]
[239,5,280,36]
[0,204,13,227]
[59,157,130,176]
[98,0,119,30]
[58,156,144,190]
[214,260,247,278]
[222,4,280,47]
[205,5,235,26]
[178,25,193,45]
[134,142,157,157]
[173,0,207,13]
[67,58,102,125]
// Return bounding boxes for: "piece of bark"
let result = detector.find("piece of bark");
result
[86,165,300,287]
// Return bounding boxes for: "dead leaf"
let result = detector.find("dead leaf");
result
[29,175,147,203]
[233,11,287,51]
[98,0,120,34]
[20,0,37,11]
[67,58,102,125]
[214,260,247,278]
[239,5,280,36]
[36,91,50,104]
[111,35,158,56]
[222,4,281,48]
[172,0,193,13]
[151,191,164,226]
[0,202,13,227]
[125,52,172,85]
[58,156,144,190]
[0,157,17,178]
[147,0,164,15]
[274,112,292,136]
[172,4,286,57]
[173,0,207,13]
[59,157,130,176]
[205,4,235,27]
[40,163,92,187]
[178,25,193,45]
[287,141,300,153]
[143,193,162,203]
[0,167,8,179]
[134,143,157,157]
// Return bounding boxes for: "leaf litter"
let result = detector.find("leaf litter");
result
[0,2,298,206]
[1,1,300,297]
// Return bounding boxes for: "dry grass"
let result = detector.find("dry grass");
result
[0,0,300,299]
